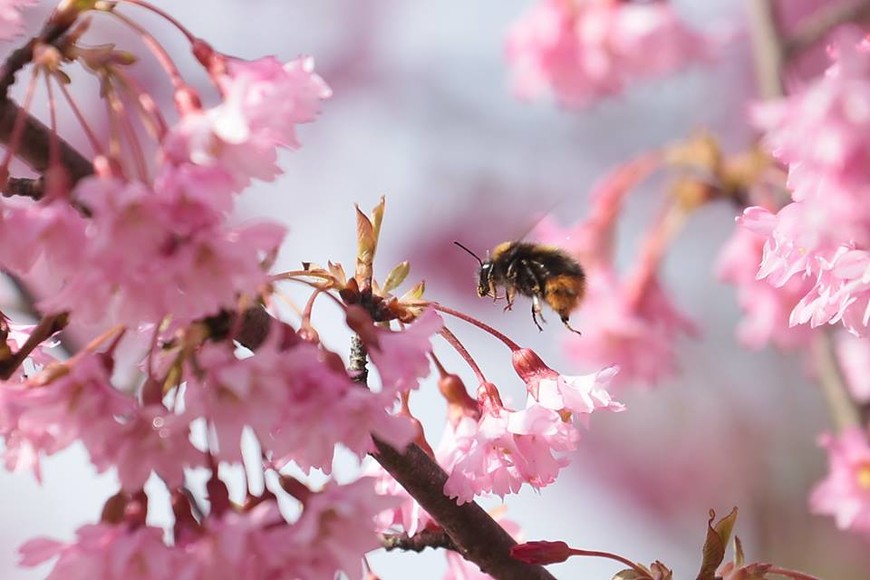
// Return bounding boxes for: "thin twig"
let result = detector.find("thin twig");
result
[812,331,861,431]
[747,0,787,99]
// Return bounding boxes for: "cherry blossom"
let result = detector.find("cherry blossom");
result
[0,354,130,481]
[511,347,623,421]
[365,308,443,394]
[37,176,285,325]
[163,54,330,194]
[78,405,205,491]
[716,224,814,350]
[439,388,579,504]
[747,35,870,336]
[506,0,715,107]
[189,336,414,470]
[19,523,178,580]
[289,478,399,578]
[176,501,291,579]
[810,428,870,535]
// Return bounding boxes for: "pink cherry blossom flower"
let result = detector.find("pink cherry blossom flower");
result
[511,348,624,423]
[506,0,716,107]
[439,392,579,504]
[0,200,87,277]
[163,55,330,193]
[189,337,414,470]
[176,501,290,579]
[366,308,443,394]
[809,428,870,535]
[0,354,131,481]
[19,523,178,579]
[368,462,434,536]
[1,323,59,383]
[747,35,870,337]
[78,404,205,491]
[716,224,814,350]
[753,35,870,196]
[0,0,35,42]
[39,176,285,325]
[289,478,399,578]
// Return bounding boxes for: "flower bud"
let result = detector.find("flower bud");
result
[510,540,572,565]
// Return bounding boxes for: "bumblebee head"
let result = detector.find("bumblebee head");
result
[477,261,493,297]
[453,241,493,297]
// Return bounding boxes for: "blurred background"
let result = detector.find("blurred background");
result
[1,0,867,578]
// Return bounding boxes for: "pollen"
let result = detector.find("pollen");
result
[856,462,870,490]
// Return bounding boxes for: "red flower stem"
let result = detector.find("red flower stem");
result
[437,326,487,384]
[431,302,521,351]
[569,548,651,578]
[767,566,822,580]
[107,9,187,91]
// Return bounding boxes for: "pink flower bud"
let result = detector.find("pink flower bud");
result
[510,540,572,565]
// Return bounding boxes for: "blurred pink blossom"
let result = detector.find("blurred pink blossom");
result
[506,0,716,107]
[716,223,814,350]
[19,523,177,579]
[190,337,414,470]
[747,35,870,336]
[810,428,870,535]
[366,308,443,394]
[0,0,35,41]
[562,266,696,389]
[0,354,131,481]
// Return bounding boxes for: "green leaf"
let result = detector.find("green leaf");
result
[383,261,410,293]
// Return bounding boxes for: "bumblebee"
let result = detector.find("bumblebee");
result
[454,241,585,333]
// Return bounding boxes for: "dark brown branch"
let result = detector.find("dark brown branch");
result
[0,99,94,184]
[372,438,555,579]
[0,6,94,186]
[380,529,458,553]
[785,0,870,58]
[2,176,43,199]
[0,311,67,379]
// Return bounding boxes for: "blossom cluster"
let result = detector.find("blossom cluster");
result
[744,35,870,337]
[506,0,716,107]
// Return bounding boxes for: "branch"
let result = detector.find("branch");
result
[380,528,458,553]
[785,0,870,58]
[0,7,94,187]
[0,311,67,379]
[2,176,43,199]
[0,99,94,185]
[747,0,787,99]
[812,331,861,431]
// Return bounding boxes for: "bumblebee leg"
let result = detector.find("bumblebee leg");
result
[503,286,516,312]
[531,295,545,331]
[561,314,582,335]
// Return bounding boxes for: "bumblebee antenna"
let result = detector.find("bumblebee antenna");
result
[453,241,484,266]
